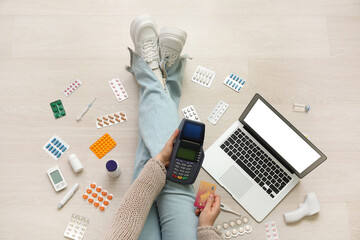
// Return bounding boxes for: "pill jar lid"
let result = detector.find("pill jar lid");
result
[106,160,118,172]
[68,154,77,160]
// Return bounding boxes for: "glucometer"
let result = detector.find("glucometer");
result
[166,119,205,184]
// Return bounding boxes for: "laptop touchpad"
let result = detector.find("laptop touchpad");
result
[220,166,252,198]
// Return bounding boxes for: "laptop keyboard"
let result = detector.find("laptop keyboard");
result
[220,128,292,198]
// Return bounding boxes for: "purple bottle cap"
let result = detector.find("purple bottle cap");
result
[106,160,118,172]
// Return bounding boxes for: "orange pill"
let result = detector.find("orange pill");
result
[97,118,102,122]
[96,187,102,192]
[98,196,103,202]
[98,123,103,127]
[82,194,88,200]
[115,118,120,122]
[103,116,108,121]
[104,121,109,125]
[88,198,94,204]
[86,188,92,194]
[108,115,114,119]
[101,191,108,196]
[99,206,105,211]
[90,183,96,188]
[94,202,100,208]
[109,120,115,124]
[114,113,120,118]
[120,112,125,117]
[103,200,109,206]
[92,193,98,198]
[107,194,113,200]
[121,117,126,121]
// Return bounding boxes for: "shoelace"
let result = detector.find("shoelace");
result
[141,40,159,63]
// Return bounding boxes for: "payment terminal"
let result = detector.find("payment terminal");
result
[166,119,205,184]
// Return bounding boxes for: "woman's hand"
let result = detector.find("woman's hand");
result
[195,194,221,227]
[155,129,179,167]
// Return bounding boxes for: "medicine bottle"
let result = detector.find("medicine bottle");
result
[106,160,121,177]
[293,103,310,112]
[68,154,84,173]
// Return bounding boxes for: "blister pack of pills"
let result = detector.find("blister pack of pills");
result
[191,66,216,88]
[207,100,229,125]
[63,79,82,96]
[82,183,114,212]
[223,73,245,92]
[109,78,128,102]
[96,111,127,129]
[43,135,69,160]
[215,216,252,239]
[264,221,280,240]
[182,105,200,121]
[89,133,116,159]
[50,99,66,119]
[64,213,89,240]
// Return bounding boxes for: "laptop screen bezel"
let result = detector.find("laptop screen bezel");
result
[239,93,327,178]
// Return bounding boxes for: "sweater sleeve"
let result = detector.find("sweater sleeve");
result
[104,158,167,240]
[197,226,223,240]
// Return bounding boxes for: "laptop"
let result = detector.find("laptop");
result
[202,93,327,222]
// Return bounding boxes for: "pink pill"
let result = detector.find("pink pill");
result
[124,95,127,97]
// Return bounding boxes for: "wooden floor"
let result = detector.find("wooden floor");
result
[0,1,359,239]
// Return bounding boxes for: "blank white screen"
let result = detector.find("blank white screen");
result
[244,99,320,174]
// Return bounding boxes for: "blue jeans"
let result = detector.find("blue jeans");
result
[128,48,198,240]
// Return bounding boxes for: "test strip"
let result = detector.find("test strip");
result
[64,213,89,240]
[96,111,127,129]
[207,100,229,125]
[182,105,200,122]
[191,66,216,88]
[223,73,245,92]
[43,135,69,160]
[63,79,82,96]
[109,78,128,102]
[264,221,280,240]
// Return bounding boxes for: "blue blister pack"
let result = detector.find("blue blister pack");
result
[43,135,70,160]
[223,73,246,92]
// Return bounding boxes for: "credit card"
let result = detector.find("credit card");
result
[194,181,216,209]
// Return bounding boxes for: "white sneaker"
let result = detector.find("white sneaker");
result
[130,15,160,70]
[159,27,187,68]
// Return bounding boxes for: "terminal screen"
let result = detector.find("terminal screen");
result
[181,122,204,143]
[177,147,197,161]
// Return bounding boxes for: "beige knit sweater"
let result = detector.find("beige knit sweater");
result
[104,158,222,240]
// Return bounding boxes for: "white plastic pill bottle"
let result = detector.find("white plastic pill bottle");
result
[68,154,84,173]
[106,160,121,177]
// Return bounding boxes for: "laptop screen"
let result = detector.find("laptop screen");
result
[242,96,324,177]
